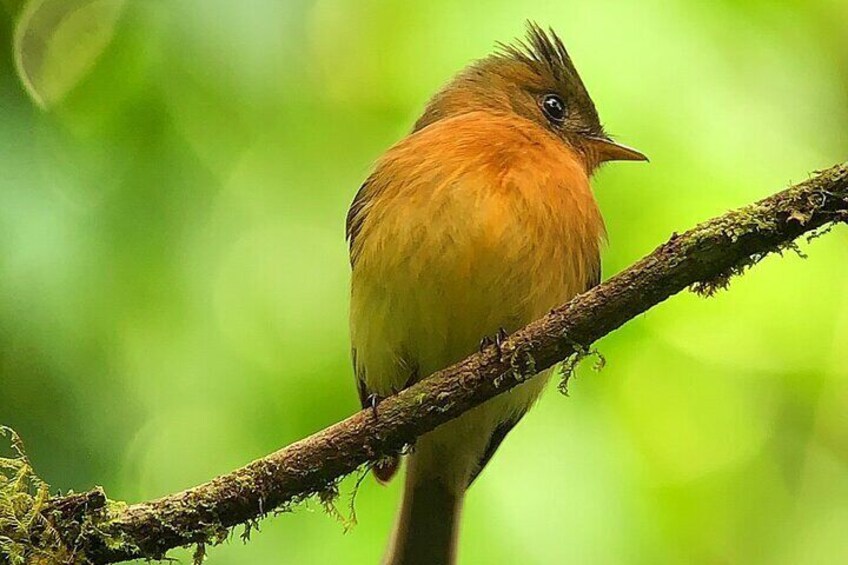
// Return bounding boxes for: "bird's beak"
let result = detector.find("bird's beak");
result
[586,136,648,163]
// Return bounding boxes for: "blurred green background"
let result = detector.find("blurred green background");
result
[1,1,847,563]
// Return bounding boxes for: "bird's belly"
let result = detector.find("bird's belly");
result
[352,203,587,484]
[350,188,595,426]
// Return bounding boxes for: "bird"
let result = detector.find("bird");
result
[346,22,646,565]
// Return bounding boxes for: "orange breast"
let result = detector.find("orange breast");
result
[349,110,605,390]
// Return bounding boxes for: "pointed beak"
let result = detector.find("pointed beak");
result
[586,136,649,163]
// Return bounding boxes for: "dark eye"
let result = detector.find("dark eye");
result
[541,93,566,123]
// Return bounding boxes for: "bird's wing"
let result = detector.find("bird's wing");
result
[347,179,380,407]
[348,183,403,484]
[350,347,370,409]
[346,179,372,267]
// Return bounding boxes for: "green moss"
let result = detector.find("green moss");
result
[508,348,537,383]
[687,193,820,297]
[556,340,605,396]
[689,261,754,297]
[0,427,77,564]
[317,477,360,533]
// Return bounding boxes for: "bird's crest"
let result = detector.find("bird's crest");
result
[495,21,580,84]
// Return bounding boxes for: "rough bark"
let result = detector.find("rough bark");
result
[23,163,848,563]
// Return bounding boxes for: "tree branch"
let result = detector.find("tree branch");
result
[20,163,848,562]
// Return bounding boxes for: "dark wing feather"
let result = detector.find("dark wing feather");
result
[346,180,371,266]
[347,178,373,402]
[351,347,371,410]
[468,414,523,486]
[348,178,403,485]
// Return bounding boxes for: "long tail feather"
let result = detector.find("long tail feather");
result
[385,456,463,565]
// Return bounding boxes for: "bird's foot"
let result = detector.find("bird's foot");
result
[479,328,509,358]
[495,327,508,351]
[366,393,382,419]
[479,335,494,353]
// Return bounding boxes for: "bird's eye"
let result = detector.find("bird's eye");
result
[541,94,566,124]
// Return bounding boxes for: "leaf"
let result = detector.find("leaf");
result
[13,0,126,108]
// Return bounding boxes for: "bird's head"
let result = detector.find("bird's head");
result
[414,22,647,170]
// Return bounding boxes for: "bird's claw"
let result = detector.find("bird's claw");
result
[479,328,509,359]
[495,327,508,351]
[479,335,494,353]
[367,393,382,419]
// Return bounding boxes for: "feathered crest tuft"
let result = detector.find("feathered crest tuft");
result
[491,21,601,136]
[496,21,579,83]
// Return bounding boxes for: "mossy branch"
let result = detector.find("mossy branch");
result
[5,163,848,563]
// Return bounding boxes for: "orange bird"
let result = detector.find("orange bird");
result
[347,23,646,565]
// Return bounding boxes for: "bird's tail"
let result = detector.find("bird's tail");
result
[384,456,463,565]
